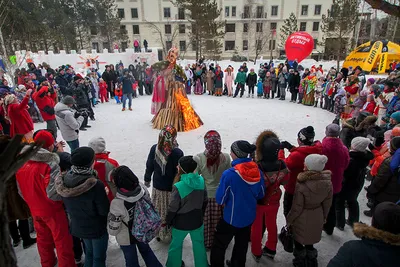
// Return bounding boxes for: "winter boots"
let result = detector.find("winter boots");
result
[293,248,307,267]
[306,248,318,267]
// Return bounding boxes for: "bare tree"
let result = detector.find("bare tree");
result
[365,0,400,17]
[145,21,179,57]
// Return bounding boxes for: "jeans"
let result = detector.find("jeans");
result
[279,85,286,99]
[167,225,208,267]
[82,233,109,267]
[46,119,58,140]
[248,85,254,95]
[121,242,162,267]
[67,139,79,152]
[323,193,338,235]
[211,219,251,267]
[122,93,133,109]
[234,84,245,97]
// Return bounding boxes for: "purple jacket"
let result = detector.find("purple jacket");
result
[322,137,350,194]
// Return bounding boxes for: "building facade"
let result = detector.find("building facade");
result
[114,0,334,59]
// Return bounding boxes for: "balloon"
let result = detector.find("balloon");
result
[285,32,314,63]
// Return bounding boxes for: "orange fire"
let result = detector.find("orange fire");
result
[175,92,203,131]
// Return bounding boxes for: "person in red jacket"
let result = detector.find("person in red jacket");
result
[281,126,323,216]
[251,130,289,262]
[321,124,350,235]
[32,85,58,139]
[3,89,34,141]
[16,130,76,267]
[88,136,119,201]
[361,94,377,114]
[98,78,108,103]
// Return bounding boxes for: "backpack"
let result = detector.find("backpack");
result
[131,196,161,243]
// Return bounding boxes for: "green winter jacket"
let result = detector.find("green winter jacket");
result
[166,173,208,230]
[235,71,247,85]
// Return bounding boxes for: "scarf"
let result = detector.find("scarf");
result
[204,130,224,174]
[155,125,178,175]
[71,165,96,176]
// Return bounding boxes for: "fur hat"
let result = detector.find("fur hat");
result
[34,130,54,149]
[255,130,283,172]
[304,154,328,172]
[325,124,340,137]
[231,140,257,158]
[112,165,139,191]
[62,96,75,105]
[298,126,315,145]
[372,202,400,234]
[351,137,371,152]
[178,156,198,173]
[71,147,95,167]
[88,137,106,154]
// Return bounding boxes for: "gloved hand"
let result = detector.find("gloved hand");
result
[74,111,81,119]
[144,181,151,188]
[281,141,294,150]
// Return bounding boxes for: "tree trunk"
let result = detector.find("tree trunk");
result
[0,27,10,72]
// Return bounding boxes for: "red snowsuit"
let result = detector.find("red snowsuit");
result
[32,86,56,121]
[7,94,34,137]
[98,81,108,103]
[251,150,289,256]
[16,149,76,267]
[93,152,119,202]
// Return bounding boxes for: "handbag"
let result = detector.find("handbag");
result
[279,225,294,253]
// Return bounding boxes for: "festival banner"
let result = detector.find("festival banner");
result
[362,41,382,72]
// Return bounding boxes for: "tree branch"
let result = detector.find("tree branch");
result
[364,0,400,17]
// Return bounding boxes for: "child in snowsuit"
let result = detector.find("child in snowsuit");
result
[114,85,122,104]
[263,73,273,99]
[257,79,263,98]
[99,78,108,103]
[88,137,119,202]
[166,156,208,267]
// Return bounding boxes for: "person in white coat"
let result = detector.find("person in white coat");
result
[184,66,193,94]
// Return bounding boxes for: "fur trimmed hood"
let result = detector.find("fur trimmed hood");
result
[55,174,97,198]
[353,223,400,246]
[355,116,378,131]
[297,170,332,182]
[22,146,60,164]
[255,130,279,161]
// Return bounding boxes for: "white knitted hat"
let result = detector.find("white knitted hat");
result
[351,137,371,152]
[305,154,328,172]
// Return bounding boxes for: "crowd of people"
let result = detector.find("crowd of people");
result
[1,59,400,267]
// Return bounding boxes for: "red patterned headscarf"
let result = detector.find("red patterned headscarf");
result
[155,125,178,175]
[204,130,224,174]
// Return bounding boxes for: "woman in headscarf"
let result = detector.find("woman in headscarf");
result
[144,125,184,241]
[194,130,231,249]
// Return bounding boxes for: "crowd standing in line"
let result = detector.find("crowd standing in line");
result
[1,59,400,267]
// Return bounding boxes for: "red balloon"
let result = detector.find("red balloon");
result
[285,32,314,63]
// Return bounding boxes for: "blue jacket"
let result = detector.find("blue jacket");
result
[216,158,265,228]
[119,75,135,94]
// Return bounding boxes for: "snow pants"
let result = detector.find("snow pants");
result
[166,225,208,267]
[251,204,280,256]
[33,210,75,267]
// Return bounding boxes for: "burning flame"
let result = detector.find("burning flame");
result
[175,92,202,131]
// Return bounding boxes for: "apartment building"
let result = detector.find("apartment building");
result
[114,0,334,59]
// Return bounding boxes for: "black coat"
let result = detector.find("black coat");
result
[70,83,89,107]
[289,74,300,88]
[246,73,257,87]
[144,144,184,191]
[55,75,71,96]
[368,157,400,204]
[341,151,374,197]
[327,223,400,267]
[56,172,110,239]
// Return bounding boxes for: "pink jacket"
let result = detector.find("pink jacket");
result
[225,72,235,85]
[322,137,350,194]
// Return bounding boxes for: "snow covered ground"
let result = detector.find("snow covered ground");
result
[17,93,372,267]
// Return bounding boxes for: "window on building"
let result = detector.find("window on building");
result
[256,23,263,32]
[225,6,229,17]
[131,8,138,18]
[300,22,307,31]
[132,25,140,34]
[92,42,99,53]
[269,40,276,50]
[166,41,172,50]
[301,5,308,16]
[121,42,128,52]
[164,7,171,18]
[165,24,171,34]
[243,6,250,18]
[243,23,248,33]
[225,23,235,32]
[243,40,248,51]
[225,41,235,51]
[103,42,110,50]
[120,25,126,34]
[313,39,318,49]
[312,22,319,31]
[179,24,185,33]
[178,8,185,19]
[256,6,264,18]
[314,5,321,15]
[271,6,278,16]
[232,6,236,17]
[118,9,125,19]
[90,26,98,35]
[179,41,186,51]
[270,22,277,30]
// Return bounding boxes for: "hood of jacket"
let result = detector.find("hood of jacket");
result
[297,170,332,193]
[22,147,59,164]
[353,223,400,246]
[349,150,375,164]
[115,184,145,203]
[56,171,97,198]
[55,102,71,113]
[255,130,284,172]
[180,173,205,190]
[233,158,261,185]
[355,115,378,132]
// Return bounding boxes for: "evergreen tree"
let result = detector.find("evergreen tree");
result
[321,0,359,69]
[279,12,298,48]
